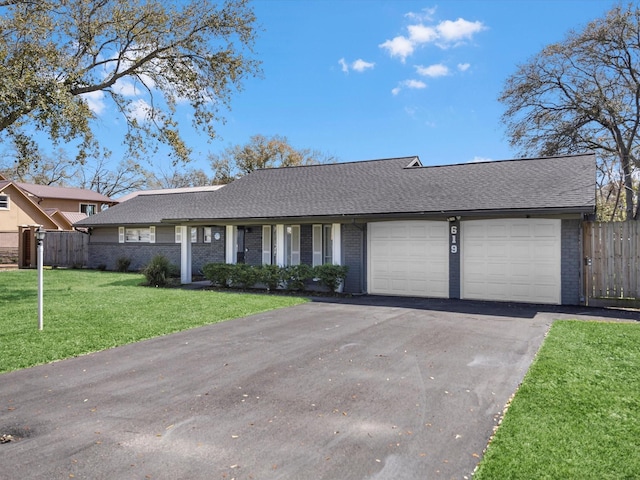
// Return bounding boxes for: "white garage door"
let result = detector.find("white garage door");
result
[462,219,561,304]
[368,221,449,298]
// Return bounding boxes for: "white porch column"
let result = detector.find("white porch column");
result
[275,224,285,266]
[332,223,342,265]
[225,225,236,264]
[179,226,192,284]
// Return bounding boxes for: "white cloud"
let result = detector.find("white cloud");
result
[81,90,106,115]
[380,12,486,61]
[457,63,471,72]
[392,79,427,95]
[112,79,141,97]
[405,7,437,22]
[407,24,438,44]
[437,18,486,45]
[339,57,375,73]
[379,35,415,63]
[352,59,375,72]
[415,63,449,77]
[127,99,152,123]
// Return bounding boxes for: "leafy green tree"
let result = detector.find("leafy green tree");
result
[0,0,260,166]
[500,4,640,220]
[209,134,336,183]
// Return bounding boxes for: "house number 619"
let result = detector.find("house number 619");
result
[450,225,458,254]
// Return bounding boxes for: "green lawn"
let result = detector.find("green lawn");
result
[475,320,640,479]
[0,269,307,374]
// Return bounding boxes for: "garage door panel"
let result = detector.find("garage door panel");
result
[462,219,561,304]
[369,221,449,298]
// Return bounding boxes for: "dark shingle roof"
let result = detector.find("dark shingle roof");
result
[76,154,596,226]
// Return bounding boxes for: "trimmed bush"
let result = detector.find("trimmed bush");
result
[115,256,131,273]
[142,254,178,287]
[257,264,283,290]
[313,264,349,293]
[228,263,259,288]
[283,264,313,291]
[202,263,233,287]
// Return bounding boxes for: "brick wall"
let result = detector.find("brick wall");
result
[561,219,583,305]
[342,222,365,294]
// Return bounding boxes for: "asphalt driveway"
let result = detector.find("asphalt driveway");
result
[1,297,633,479]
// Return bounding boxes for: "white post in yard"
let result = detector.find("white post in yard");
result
[35,227,46,330]
[180,226,192,284]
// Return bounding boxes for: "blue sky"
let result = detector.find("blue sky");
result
[92,0,621,173]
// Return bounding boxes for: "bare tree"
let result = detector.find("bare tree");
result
[500,3,640,220]
[209,134,337,183]
[150,167,214,189]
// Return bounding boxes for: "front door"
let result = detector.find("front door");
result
[22,229,31,267]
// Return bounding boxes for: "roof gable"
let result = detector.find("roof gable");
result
[0,181,65,229]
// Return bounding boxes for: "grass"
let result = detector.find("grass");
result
[474,320,640,479]
[0,269,307,374]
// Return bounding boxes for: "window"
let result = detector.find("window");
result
[261,224,299,266]
[0,194,8,210]
[119,226,155,243]
[204,227,212,243]
[313,224,340,266]
[80,203,96,216]
[323,224,333,265]
[191,227,198,243]
[284,225,300,266]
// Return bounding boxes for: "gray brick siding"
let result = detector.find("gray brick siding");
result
[342,222,365,294]
[561,219,583,305]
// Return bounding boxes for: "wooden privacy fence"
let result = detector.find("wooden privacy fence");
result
[583,221,640,307]
[43,231,89,268]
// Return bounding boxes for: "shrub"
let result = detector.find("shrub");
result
[202,263,233,287]
[228,263,259,288]
[142,255,177,287]
[283,264,313,291]
[257,264,284,290]
[313,264,349,293]
[115,256,131,273]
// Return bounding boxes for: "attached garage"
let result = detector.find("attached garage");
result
[461,219,561,304]
[368,221,449,298]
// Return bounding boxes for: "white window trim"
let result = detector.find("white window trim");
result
[204,227,212,244]
[312,224,323,267]
[175,226,183,243]
[289,225,300,266]
[312,223,341,266]
[0,194,9,210]
[80,203,97,216]
[332,223,341,266]
[262,225,272,264]
[120,226,155,243]
[225,225,236,264]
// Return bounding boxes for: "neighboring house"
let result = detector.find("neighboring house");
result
[0,176,117,266]
[75,154,596,305]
